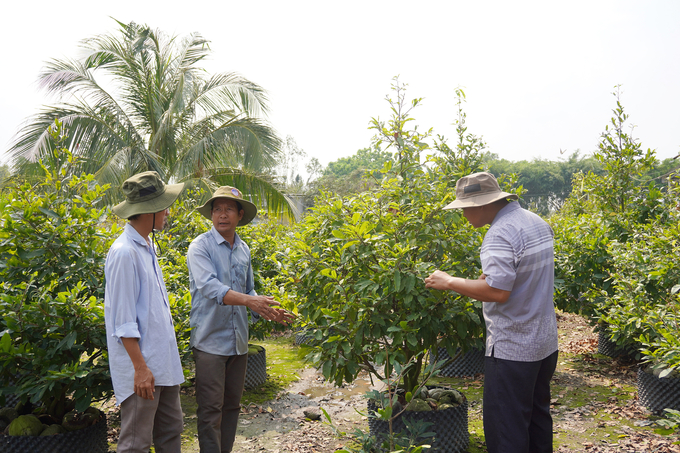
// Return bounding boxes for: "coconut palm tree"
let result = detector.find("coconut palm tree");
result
[7,20,295,220]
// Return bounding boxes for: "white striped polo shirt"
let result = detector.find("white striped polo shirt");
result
[481,201,558,362]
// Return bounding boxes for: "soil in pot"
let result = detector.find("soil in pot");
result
[0,409,107,453]
[367,387,469,453]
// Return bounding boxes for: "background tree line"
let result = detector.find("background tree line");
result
[284,147,678,217]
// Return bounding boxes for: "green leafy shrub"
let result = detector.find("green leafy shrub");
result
[0,121,116,417]
[551,207,613,319]
[552,88,680,375]
[595,219,678,346]
[285,81,517,395]
[603,214,680,373]
[552,87,664,324]
[238,220,297,340]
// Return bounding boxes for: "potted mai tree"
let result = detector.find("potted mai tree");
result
[0,126,114,452]
[287,81,518,452]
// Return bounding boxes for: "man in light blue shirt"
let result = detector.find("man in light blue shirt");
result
[105,171,185,453]
[187,186,294,453]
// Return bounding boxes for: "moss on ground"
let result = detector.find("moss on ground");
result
[242,335,308,405]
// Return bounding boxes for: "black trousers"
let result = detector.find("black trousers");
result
[483,349,559,453]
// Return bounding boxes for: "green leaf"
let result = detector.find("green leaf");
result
[457,319,467,338]
[407,332,418,348]
[38,207,60,219]
[322,360,332,378]
[57,331,77,351]
[0,332,11,352]
[659,368,674,378]
[341,240,359,250]
[404,274,416,293]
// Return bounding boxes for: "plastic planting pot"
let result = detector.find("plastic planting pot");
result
[637,367,680,415]
[367,389,469,453]
[294,330,316,346]
[431,347,485,377]
[597,332,639,360]
[244,345,267,389]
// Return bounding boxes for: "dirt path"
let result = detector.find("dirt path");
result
[228,312,680,452]
[105,312,680,452]
[231,368,378,452]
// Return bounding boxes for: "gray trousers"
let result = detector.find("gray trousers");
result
[193,348,248,453]
[118,385,183,453]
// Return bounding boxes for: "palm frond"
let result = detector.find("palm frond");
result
[182,168,297,223]
[8,19,293,222]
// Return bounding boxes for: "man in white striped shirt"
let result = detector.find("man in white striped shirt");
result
[425,171,558,453]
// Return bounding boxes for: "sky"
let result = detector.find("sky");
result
[1,1,679,172]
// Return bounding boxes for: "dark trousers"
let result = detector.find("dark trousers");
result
[193,348,248,453]
[483,350,558,453]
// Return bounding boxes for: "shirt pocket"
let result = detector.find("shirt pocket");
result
[230,252,249,290]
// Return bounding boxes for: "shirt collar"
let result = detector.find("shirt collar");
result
[209,226,242,248]
[490,201,521,227]
[124,223,151,249]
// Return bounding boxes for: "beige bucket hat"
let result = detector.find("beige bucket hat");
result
[112,171,184,219]
[196,186,258,226]
[444,172,518,209]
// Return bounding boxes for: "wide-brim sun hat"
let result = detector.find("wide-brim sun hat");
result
[443,171,518,209]
[196,186,258,226]
[112,171,184,219]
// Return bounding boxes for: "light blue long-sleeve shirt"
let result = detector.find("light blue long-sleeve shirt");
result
[104,224,184,405]
[187,227,258,356]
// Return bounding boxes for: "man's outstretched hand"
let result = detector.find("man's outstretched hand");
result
[248,295,283,321]
[272,308,297,325]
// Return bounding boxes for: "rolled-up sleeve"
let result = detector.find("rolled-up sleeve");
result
[105,248,142,342]
[188,238,230,304]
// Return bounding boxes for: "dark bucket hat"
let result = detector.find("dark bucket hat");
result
[196,186,258,226]
[112,171,184,219]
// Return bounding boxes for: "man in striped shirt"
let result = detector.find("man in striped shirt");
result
[425,171,558,453]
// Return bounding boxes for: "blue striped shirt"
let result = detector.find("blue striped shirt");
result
[481,202,558,362]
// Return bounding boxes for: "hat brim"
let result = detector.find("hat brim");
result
[112,183,184,219]
[196,195,258,226]
[444,191,518,209]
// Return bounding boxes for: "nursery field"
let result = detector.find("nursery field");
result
[2,76,678,453]
[101,311,680,452]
